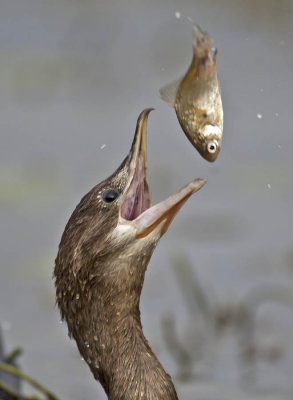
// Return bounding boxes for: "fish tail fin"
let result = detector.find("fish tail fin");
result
[159,78,182,107]
[192,24,217,65]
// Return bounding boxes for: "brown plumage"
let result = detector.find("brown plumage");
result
[54,108,206,399]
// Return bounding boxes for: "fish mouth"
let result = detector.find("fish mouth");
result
[120,108,206,238]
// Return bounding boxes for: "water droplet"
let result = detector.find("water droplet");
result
[59,320,63,324]
[175,11,181,19]
[87,358,92,364]
[76,293,80,300]
[277,144,282,149]
[93,335,98,341]
[275,112,279,117]
[94,363,100,369]
[100,144,106,150]
[267,183,271,189]
[85,342,90,348]
[101,343,105,349]
[257,113,263,119]
[81,357,84,361]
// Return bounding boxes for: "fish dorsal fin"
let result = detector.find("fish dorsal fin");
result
[159,78,182,107]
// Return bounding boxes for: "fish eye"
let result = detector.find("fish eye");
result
[102,189,120,203]
[207,141,218,154]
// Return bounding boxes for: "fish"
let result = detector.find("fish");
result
[160,25,223,162]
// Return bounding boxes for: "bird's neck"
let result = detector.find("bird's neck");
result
[71,298,178,400]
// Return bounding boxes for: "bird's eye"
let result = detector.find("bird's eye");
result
[102,189,120,203]
[207,141,218,154]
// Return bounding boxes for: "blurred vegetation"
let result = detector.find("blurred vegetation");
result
[0,327,59,400]
[162,252,293,383]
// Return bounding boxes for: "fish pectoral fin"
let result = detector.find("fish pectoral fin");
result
[159,78,182,107]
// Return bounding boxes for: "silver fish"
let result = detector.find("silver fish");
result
[160,25,223,162]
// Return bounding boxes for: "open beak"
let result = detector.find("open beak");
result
[120,108,206,238]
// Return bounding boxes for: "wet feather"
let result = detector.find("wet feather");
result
[160,24,223,162]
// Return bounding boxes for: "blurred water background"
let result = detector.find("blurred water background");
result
[0,0,293,399]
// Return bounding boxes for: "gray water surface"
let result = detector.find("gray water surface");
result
[0,1,293,399]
